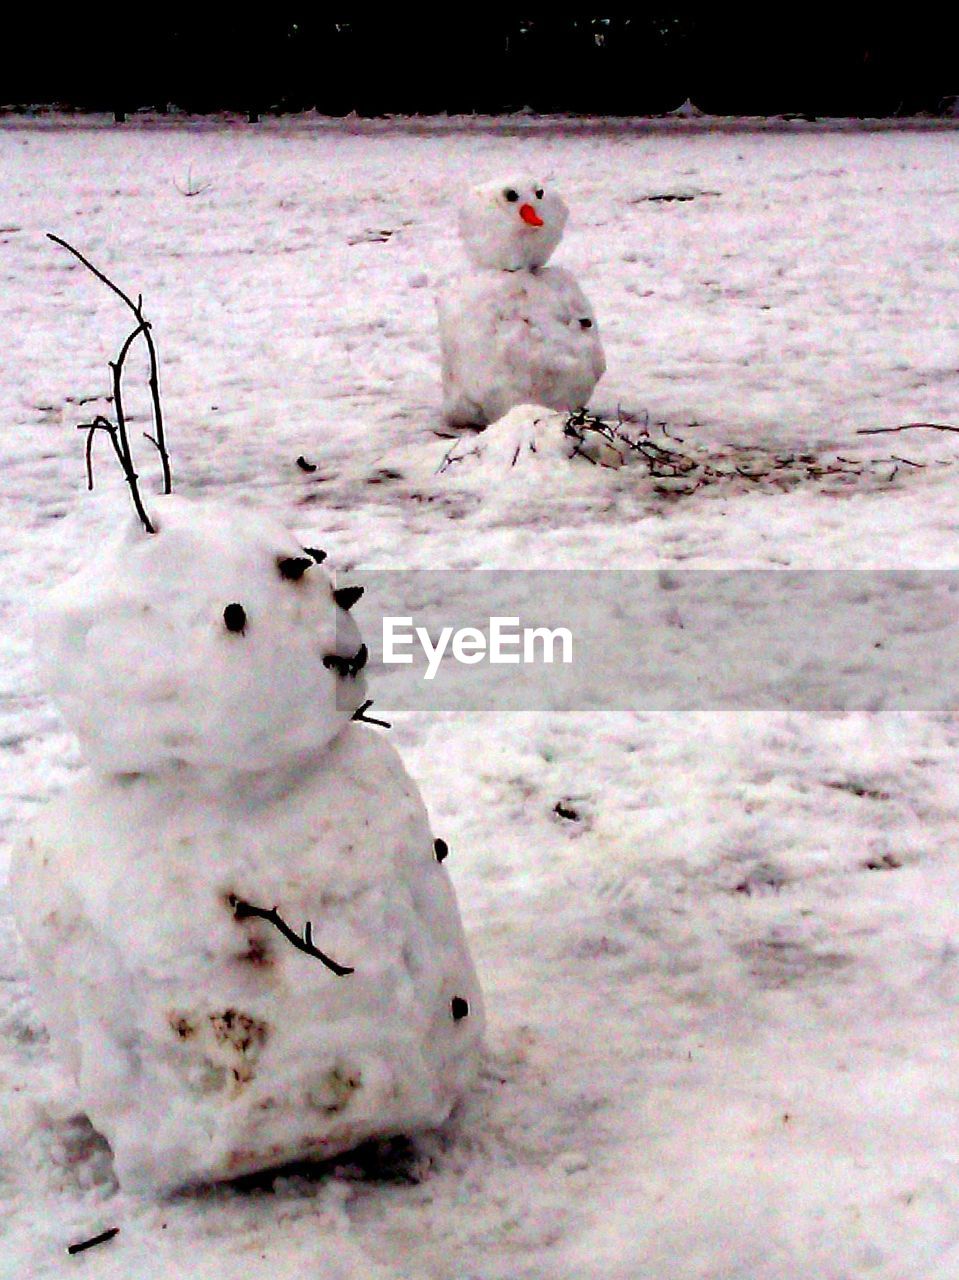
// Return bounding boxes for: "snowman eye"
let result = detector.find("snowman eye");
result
[504,189,519,202]
[535,188,544,199]
[223,603,247,634]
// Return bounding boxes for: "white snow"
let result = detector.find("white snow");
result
[2,113,959,1279]
[438,174,605,424]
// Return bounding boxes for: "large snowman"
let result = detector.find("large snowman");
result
[10,493,484,1194]
[437,175,606,427]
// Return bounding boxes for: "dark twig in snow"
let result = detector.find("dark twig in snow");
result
[857,422,959,436]
[47,233,172,496]
[76,376,155,534]
[351,699,392,729]
[229,896,354,976]
[78,416,125,490]
[437,443,466,474]
[173,167,212,198]
[67,1228,119,1256]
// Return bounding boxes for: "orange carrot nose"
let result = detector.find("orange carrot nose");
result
[519,203,544,227]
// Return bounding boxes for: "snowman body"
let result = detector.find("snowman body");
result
[438,176,606,427]
[10,496,484,1193]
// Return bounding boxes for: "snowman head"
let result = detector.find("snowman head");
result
[39,495,368,776]
[458,176,568,271]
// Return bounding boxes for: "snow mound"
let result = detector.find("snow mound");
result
[10,723,485,1194]
[38,494,368,775]
[439,404,628,484]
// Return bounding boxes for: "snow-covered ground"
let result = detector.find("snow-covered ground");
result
[3,114,959,1279]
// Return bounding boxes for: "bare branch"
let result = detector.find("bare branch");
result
[47,233,172,495]
[857,422,959,436]
[67,1228,119,1256]
[229,896,354,976]
[351,699,392,729]
[77,417,124,492]
[47,233,140,314]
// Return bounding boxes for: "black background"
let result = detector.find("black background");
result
[4,13,958,119]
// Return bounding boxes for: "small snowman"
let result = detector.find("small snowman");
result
[11,243,484,1194]
[437,176,606,427]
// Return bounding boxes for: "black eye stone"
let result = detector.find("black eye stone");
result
[223,603,247,633]
[579,318,593,329]
[434,838,449,863]
[504,188,518,202]
[535,188,544,199]
[451,996,469,1021]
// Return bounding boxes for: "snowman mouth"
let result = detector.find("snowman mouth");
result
[519,203,544,227]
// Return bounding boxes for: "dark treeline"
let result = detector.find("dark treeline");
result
[4,13,958,119]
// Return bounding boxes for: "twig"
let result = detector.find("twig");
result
[173,167,212,198]
[110,320,155,532]
[351,699,392,729]
[47,234,172,494]
[857,423,959,436]
[437,443,466,474]
[78,416,124,490]
[229,896,353,976]
[67,1228,119,1256]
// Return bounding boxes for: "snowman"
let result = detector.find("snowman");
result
[10,248,484,1195]
[437,176,606,427]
